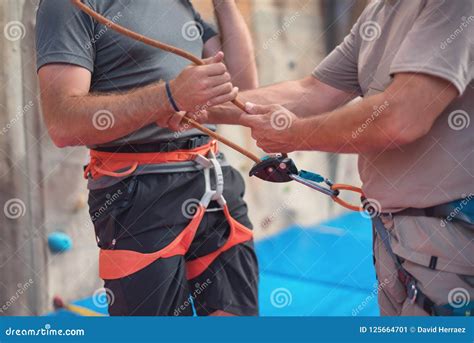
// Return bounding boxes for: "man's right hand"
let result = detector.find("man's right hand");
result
[170,51,238,112]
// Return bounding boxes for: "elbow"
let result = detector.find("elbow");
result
[46,124,75,148]
[381,109,433,146]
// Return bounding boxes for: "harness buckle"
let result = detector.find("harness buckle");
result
[407,280,418,304]
[195,150,226,210]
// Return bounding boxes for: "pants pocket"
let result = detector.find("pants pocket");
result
[88,177,139,249]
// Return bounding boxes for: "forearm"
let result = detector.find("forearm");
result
[297,94,397,153]
[44,82,173,147]
[208,77,356,124]
[214,0,258,90]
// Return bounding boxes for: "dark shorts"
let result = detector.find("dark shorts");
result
[88,166,259,316]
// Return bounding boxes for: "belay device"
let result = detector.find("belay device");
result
[250,154,364,212]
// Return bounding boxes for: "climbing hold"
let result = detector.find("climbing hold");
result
[48,232,72,253]
[73,193,88,213]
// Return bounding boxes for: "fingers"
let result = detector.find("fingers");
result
[203,62,227,76]
[239,114,261,128]
[207,72,231,88]
[202,51,224,65]
[167,111,186,131]
[187,110,208,124]
[245,102,281,115]
[210,82,234,98]
[208,87,239,106]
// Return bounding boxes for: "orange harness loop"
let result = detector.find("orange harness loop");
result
[92,142,254,281]
[330,184,364,212]
[84,140,218,180]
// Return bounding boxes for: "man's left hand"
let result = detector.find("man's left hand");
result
[240,103,303,153]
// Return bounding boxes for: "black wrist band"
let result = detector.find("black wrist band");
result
[165,81,181,112]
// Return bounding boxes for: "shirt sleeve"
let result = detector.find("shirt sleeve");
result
[312,16,363,95]
[36,0,96,73]
[390,0,473,95]
[186,1,218,43]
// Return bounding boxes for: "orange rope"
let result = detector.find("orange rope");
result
[71,0,259,163]
[72,0,366,212]
[330,184,364,212]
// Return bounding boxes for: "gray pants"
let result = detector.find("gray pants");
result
[373,215,474,316]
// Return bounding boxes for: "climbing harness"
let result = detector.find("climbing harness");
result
[93,142,253,280]
[372,212,473,316]
[71,0,364,212]
[250,154,364,212]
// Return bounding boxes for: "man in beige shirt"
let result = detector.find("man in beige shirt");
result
[201,0,474,315]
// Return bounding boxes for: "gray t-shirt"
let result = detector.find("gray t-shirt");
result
[36,0,218,147]
[314,0,473,212]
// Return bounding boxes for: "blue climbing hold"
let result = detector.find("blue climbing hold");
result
[48,232,73,253]
[299,170,325,183]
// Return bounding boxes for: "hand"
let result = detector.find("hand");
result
[239,103,303,153]
[170,52,238,112]
[155,111,186,131]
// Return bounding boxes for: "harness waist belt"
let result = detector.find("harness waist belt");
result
[84,140,218,180]
[93,136,211,153]
[393,198,474,226]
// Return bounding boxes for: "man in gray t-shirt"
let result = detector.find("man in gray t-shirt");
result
[36,0,259,316]
[207,0,473,316]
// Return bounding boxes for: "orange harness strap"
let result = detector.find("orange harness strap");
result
[99,204,253,280]
[99,206,205,280]
[186,205,253,280]
[95,143,253,281]
[84,140,218,180]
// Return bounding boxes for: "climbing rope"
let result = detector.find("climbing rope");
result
[71,0,365,212]
[71,0,259,163]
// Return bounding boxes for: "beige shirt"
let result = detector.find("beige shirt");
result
[313,0,473,212]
